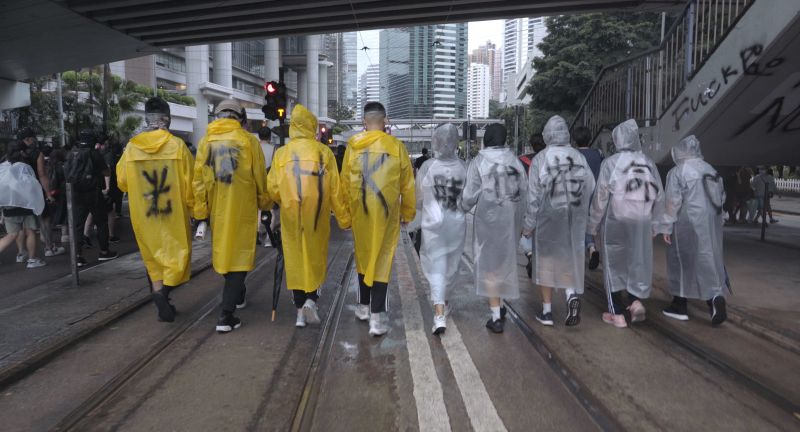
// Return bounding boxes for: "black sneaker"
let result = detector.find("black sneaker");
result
[709,296,727,326]
[76,256,88,267]
[109,236,121,243]
[98,250,119,261]
[565,295,582,326]
[535,311,554,326]
[588,250,600,270]
[485,318,504,334]
[153,291,176,322]
[500,306,508,322]
[82,235,93,248]
[662,299,689,321]
[216,314,242,333]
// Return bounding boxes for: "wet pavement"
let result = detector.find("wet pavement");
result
[0,216,798,431]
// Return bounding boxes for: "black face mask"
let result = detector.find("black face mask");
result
[483,124,507,148]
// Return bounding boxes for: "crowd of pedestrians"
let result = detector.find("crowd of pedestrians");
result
[3,95,744,339]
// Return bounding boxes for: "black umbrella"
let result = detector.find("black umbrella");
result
[269,226,284,321]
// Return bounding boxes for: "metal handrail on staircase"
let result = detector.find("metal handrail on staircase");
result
[571,0,756,139]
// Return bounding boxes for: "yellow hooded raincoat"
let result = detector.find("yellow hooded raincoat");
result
[267,105,350,292]
[340,130,415,286]
[117,129,195,286]
[193,118,270,274]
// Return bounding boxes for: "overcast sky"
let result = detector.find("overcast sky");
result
[356,19,504,76]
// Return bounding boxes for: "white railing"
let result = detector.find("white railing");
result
[775,179,800,193]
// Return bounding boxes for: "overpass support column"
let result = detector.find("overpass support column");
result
[186,44,210,144]
[298,70,308,108]
[306,35,320,116]
[264,38,281,82]
[212,43,233,88]
[319,62,329,119]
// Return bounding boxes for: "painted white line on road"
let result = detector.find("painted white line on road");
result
[395,247,452,432]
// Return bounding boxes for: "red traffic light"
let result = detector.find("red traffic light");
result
[320,126,327,133]
[265,81,277,94]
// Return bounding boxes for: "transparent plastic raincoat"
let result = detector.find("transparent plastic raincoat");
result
[193,118,271,274]
[587,120,664,298]
[416,124,467,305]
[462,144,527,300]
[0,161,45,215]
[267,105,349,293]
[657,135,726,300]
[524,116,596,292]
[339,130,415,286]
[118,130,195,286]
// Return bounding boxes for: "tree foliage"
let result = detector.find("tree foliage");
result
[526,12,663,132]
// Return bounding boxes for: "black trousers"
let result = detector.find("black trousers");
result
[357,273,388,314]
[292,290,319,308]
[609,291,640,315]
[221,271,247,314]
[73,191,109,254]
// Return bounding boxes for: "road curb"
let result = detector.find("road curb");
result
[0,260,212,390]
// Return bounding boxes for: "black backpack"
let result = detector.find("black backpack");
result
[64,147,96,193]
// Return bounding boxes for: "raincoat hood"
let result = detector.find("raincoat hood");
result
[542,116,571,147]
[479,146,517,166]
[289,104,318,140]
[612,119,642,152]
[349,130,388,150]
[432,124,459,160]
[671,135,703,164]
[207,118,242,135]
[129,129,172,154]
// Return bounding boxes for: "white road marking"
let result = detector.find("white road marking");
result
[395,247,452,432]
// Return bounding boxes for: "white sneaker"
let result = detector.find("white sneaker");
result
[369,312,388,336]
[26,258,47,269]
[355,304,370,321]
[45,246,66,257]
[432,314,446,335]
[295,308,307,328]
[302,299,321,324]
[263,239,272,248]
[16,253,28,263]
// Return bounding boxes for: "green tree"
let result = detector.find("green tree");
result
[526,12,663,132]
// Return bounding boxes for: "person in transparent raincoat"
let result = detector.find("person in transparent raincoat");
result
[416,124,467,336]
[657,135,728,326]
[461,124,527,334]
[523,116,596,327]
[587,119,664,329]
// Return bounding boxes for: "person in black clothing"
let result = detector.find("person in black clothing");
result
[100,136,123,242]
[413,148,430,175]
[574,126,603,270]
[335,144,346,173]
[66,130,118,266]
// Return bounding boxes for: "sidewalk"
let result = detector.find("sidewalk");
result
[0,240,212,384]
[771,195,800,216]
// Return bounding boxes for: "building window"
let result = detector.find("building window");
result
[155,53,186,73]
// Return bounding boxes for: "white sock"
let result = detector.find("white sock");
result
[542,303,552,314]
[565,288,576,299]
[490,306,501,321]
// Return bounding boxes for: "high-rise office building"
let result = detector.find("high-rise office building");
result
[343,32,358,109]
[467,63,491,118]
[503,17,548,103]
[323,33,358,114]
[470,41,502,102]
[379,23,467,119]
[359,63,380,118]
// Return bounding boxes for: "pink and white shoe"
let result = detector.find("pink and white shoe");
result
[602,312,627,328]
[628,300,646,323]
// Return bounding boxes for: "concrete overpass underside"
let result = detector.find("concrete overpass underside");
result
[1,0,683,81]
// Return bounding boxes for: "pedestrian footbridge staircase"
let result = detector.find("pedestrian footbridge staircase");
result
[572,0,800,166]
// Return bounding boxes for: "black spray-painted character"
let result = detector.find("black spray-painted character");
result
[546,155,586,208]
[487,163,522,204]
[292,152,326,231]
[206,142,240,184]
[433,175,465,212]
[142,166,173,217]
[623,161,660,203]
[361,152,389,217]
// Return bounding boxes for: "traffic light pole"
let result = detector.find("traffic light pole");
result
[279,117,285,146]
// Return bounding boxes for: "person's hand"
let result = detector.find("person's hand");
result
[522,229,533,238]
[401,221,409,228]
[662,234,672,245]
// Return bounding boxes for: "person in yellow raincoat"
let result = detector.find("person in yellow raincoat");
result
[117,97,195,323]
[339,102,415,336]
[193,99,271,333]
[267,105,350,328]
